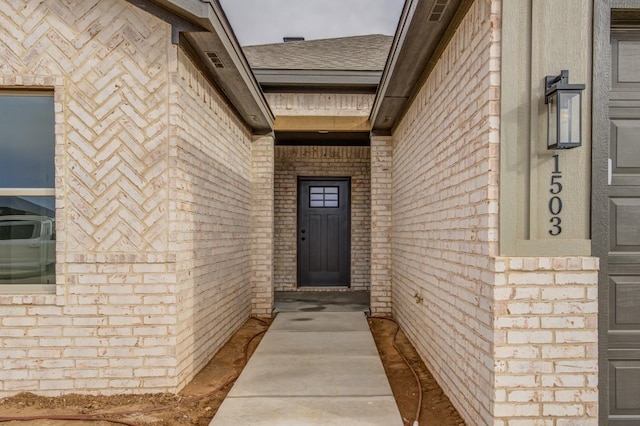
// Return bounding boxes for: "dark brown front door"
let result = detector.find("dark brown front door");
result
[297,178,350,287]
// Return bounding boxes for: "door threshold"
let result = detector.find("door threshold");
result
[297,286,351,291]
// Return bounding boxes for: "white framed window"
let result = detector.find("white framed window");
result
[0,91,56,291]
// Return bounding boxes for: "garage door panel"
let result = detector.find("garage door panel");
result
[611,119,640,171]
[610,198,640,250]
[618,40,640,83]
[610,277,640,329]
[613,38,640,88]
[609,360,640,414]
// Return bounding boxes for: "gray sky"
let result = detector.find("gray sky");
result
[219,0,405,46]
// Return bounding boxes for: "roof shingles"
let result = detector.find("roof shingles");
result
[243,34,393,71]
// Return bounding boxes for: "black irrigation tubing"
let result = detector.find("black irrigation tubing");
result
[0,414,140,426]
[0,317,271,426]
[374,316,423,426]
[250,316,272,327]
[245,330,268,363]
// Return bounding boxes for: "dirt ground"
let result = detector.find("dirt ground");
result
[368,318,465,426]
[0,317,465,426]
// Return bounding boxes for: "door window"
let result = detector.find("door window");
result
[309,186,339,208]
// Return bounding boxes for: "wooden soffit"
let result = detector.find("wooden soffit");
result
[274,116,371,133]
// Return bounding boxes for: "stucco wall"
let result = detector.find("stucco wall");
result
[274,145,370,291]
[170,48,253,389]
[390,0,500,423]
[500,0,593,255]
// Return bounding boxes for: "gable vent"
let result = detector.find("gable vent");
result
[428,0,449,22]
[205,52,225,68]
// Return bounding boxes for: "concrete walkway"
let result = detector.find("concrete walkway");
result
[273,291,370,314]
[209,311,403,426]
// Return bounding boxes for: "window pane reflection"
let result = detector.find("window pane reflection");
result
[0,196,55,285]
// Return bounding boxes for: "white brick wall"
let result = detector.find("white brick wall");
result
[265,93,374,116]
[251,134,275,317]
[370,136,393,315]
[0,0,179,396]
[390,0,498,423]
[274,145,370,291]
[170,48,254,390]
[492,257,598,426]
[0,2,603,418]
[0,0,255,396]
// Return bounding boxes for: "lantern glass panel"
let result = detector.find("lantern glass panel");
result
[558,91,581,144]
[547,92,558,149]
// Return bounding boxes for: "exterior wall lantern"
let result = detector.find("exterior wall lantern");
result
[545,70,585,149]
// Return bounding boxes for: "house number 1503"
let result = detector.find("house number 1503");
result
[549,154,563,236]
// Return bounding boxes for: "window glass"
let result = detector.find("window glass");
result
[0,93,55,287]
[0,196,55,285]
[0,196,55,216]
[0,197,56,284]
[309,186,339,208]
[0,95,55,188]
[0,223,38,240]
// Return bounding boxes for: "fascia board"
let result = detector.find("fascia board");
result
[146,0,274,132]
[369,0,417,133]
[253,70,383,87]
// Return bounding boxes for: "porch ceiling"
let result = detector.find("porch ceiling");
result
[370,0,469,134]
[275,131,370,146]
[274,116,370,133]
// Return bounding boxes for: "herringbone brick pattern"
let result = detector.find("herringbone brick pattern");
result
[1,0,171,253]
[0,0,179,395]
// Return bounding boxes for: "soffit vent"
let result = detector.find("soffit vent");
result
[205,51,225,68]
[428,0,449,22]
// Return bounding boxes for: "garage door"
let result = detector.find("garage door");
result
[602,26,640,425]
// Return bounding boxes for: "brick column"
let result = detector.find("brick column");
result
[250,134,275,317]
[492,256,599,424]
[370,135,393,316]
